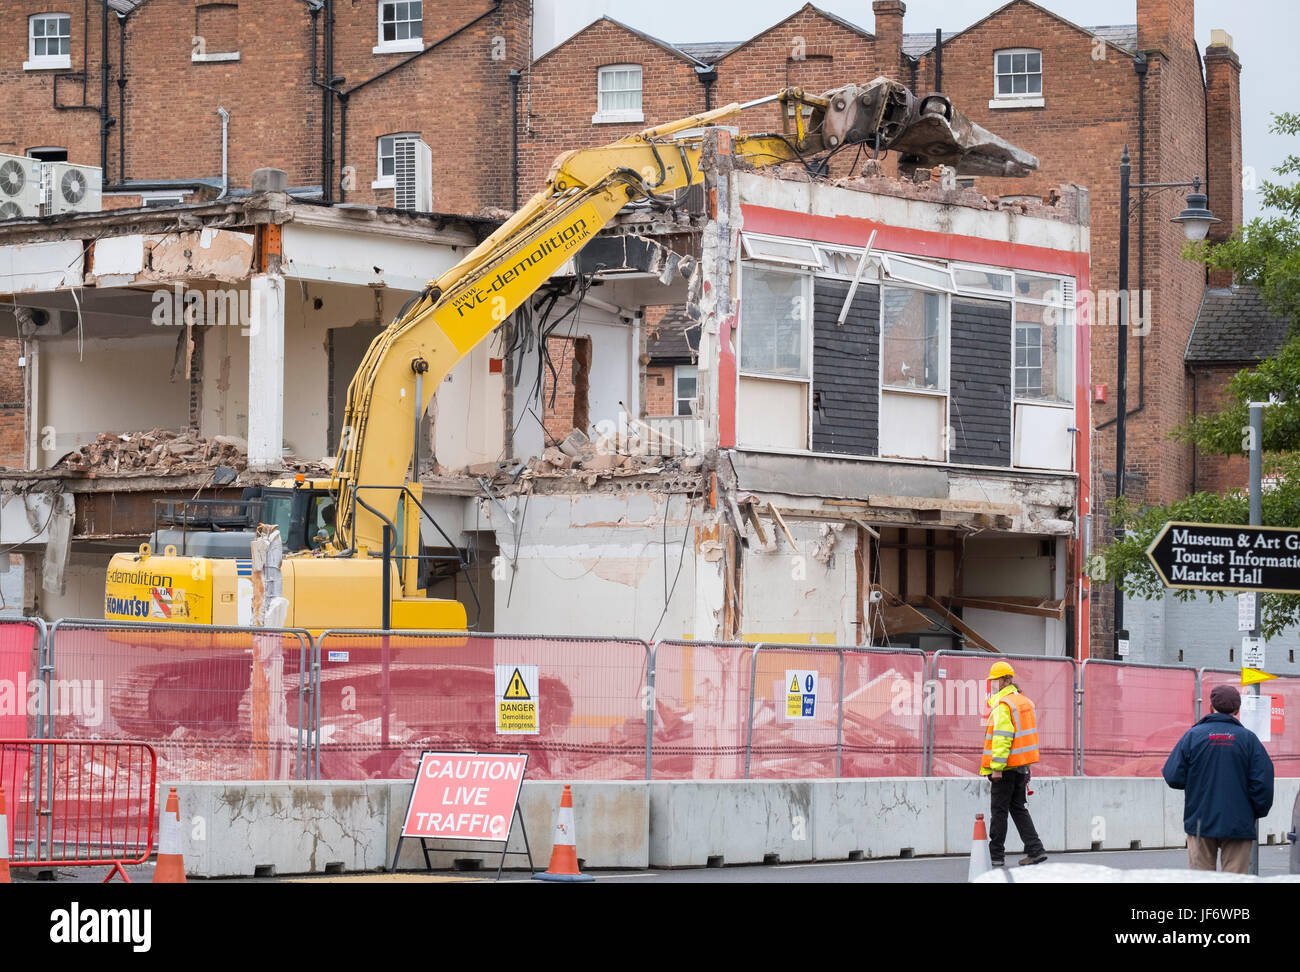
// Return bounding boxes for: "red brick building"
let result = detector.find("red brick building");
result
[526,0,1245,655]
[0,1,1250,653]
[2,0,530,215]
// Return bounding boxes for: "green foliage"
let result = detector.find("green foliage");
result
[1092,113,1300,639]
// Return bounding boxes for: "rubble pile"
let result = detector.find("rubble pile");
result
[456,429,705,487]
[57,428,250,475]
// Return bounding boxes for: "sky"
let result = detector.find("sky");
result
[542,0,1298,222]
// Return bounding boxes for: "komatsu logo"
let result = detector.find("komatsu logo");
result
[106,596,152,617]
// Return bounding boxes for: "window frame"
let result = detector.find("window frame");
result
[373,132,419,190]
[1011,272,1075,408]
[880,283,950,395]
[737,262,812,383]
[674,365,698,417]
[26,13,72,71]
[593,64,644,125]
[374,1,423,55]
[991,47,1044,109]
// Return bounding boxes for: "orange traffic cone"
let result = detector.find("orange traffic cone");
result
[533,784,594,883]
[153,787,186,883]
[968,812,992,882]
[0,787,11,884]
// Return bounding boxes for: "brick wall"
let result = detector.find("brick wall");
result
[0,336,24,468]
[1189,364,1250,495]
[541,334,579,444]
[1,1,529,213]
[645,365,674,417]
[0,3,106,167]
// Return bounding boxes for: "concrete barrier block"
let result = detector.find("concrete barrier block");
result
[1162,784,1187,850]
[1065,778,1166,851]
[942,776,1065,855]
[386,780,649,872]
[1259,779,1300,845]
[811,779,946,859]
[171,781,391,878]
[648,781,813,867]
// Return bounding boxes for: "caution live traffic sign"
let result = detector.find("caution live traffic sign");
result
[1145,521,1300,594]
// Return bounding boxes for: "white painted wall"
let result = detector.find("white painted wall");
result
[35,335,189,466]
[434,339,506,470]
[489,492,696,640]
[741,517,857,644]
[961,535,1065,655]
[511,302,636,459]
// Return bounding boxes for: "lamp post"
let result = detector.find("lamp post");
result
[1113,147,1218,657]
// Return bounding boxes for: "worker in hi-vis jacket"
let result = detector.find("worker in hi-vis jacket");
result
[981,661,1048,867]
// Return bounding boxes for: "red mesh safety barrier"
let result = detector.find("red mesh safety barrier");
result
[839,649,926,777]
[1201,670,1300,777]
[1081,661,1196,776]
[650,641,754,779]
[48,623,311,782]
[928,653,1076,778]
[0,739,156,871]
[0,621,42,738]
[746,646,843,779]
[315,632,650,781]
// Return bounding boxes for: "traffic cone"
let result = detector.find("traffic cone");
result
[153,787,186,883]
[533,784,594,883]
[0,787,11,884]
[968,813,992,882]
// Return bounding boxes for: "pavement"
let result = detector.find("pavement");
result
[13,845,1294,884]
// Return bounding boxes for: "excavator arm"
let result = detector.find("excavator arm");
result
[330,78,1038,557]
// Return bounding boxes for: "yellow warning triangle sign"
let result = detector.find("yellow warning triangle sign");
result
[1241,667,1278,686]
[790,675,801,693]
[504,667,531,700]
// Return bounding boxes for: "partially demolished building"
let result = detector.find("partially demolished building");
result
[2,130,1090,655]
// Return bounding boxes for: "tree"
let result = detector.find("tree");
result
[1091,113,1300,638]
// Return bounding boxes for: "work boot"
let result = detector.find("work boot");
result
[990,860,1005,868]
[1018,853,1048,866]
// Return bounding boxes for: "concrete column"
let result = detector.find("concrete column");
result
[248,273,285,470]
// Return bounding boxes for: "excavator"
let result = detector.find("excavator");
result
[103,77,1038,633]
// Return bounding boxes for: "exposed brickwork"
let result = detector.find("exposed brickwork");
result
[1203,43,1242,289]
[644,365,674,417]
[1189,364,1250,494]
[541,334,580,444]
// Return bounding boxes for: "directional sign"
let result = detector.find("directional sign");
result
[1145,522,1300,594]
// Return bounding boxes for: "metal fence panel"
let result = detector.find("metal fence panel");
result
[0,738,156,868]
[650,641,754,780]
[928,651,1076,778]
[0,619,45,739]
[1080,659,1197,776]
[314,631,651,781]
[745,645,843,779]
[48,620,313,782]
[839,648,927,777]
[1201,668,1300,777]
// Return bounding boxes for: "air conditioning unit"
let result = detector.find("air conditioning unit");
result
[0,153,43,220]
[393,139,432,213]
[42,161,102,215]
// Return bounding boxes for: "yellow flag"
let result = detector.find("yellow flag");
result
[1241,667,1278,686]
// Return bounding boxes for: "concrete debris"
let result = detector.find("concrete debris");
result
[57,427,251,475]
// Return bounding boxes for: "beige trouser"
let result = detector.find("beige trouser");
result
[1186,835,1253,874]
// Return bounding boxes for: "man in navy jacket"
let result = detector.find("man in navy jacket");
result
[1162,685,1274,873]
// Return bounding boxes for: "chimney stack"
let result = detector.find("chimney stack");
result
[872,0,906,81]
[1203,30,1242,288]
[1137,0,1195,57]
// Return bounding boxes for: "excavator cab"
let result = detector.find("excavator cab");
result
[245,479,338,553]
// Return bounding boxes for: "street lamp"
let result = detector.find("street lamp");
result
[1113,147,1217,657]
